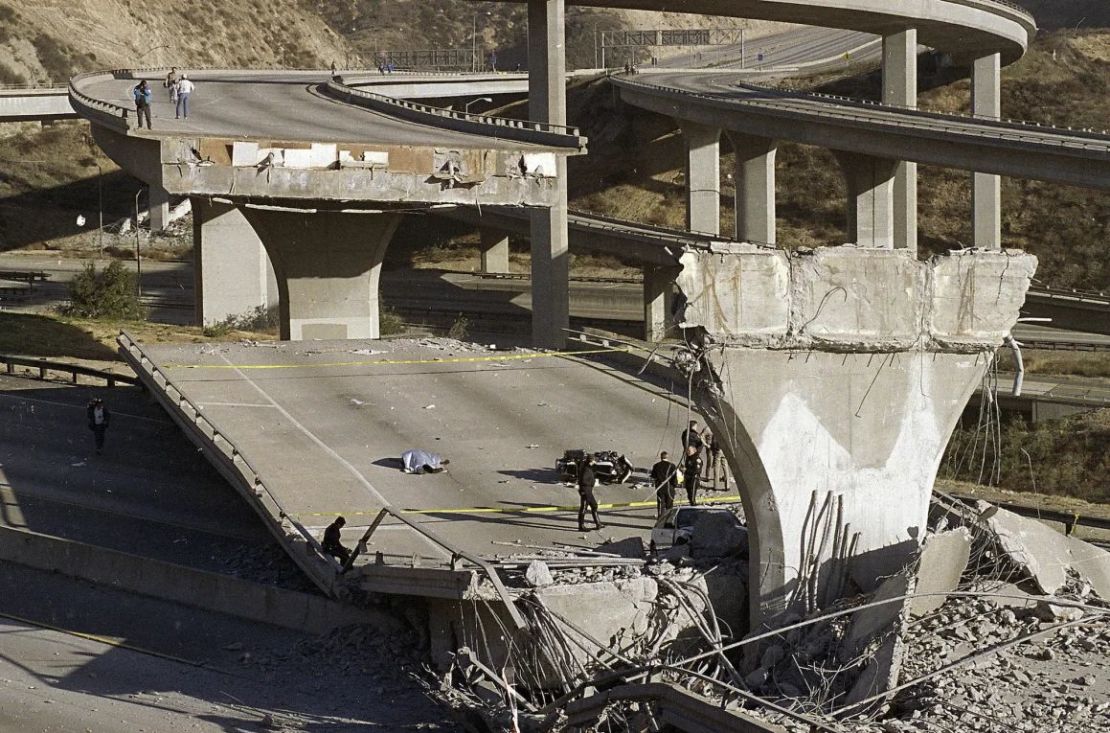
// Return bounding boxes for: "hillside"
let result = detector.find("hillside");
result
[1016,1,1110,29]
[0,0,350,86]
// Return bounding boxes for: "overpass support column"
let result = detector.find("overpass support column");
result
[681,122,721,236]
[480,230,511,274]
[674,247,1037,624]
[192,199,276,327]
[242,210,401,341]
[834,152,899,248]
[726,132,777,244]
[882,29,918,252]
[528,0,570,349]
[643,265,679,343]
[972,53,1002,250]
[148,185,170,232]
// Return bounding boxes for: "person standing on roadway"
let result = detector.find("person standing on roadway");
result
[86,397,110,455]
[164,67,179,102]
[650,451,678,518]
[322,516,351,567]
[175,74,195,119]
[681,420,704,457]
[576,455,604,532]
[682,445,702,506]
[132,80,153,129]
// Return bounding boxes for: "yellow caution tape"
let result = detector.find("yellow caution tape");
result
[164,346,632,371]
[292,494,743,520]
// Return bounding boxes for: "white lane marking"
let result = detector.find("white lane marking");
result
[197,401,276,408]
[0,392,171,425]
[214,354,448,558]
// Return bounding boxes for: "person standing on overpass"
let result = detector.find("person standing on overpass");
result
[577,455,604,532]
[682,444,702,506]
[175,74,195,119]
[164,67,179,102]
[132,80,153,129]
[650,451,678,518]
[86,397,110,455]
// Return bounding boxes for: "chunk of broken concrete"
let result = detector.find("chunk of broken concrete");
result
[525,560,554,588]
[977,501,1110,601]
[910,528,971,618]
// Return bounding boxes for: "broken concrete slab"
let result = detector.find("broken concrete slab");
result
[909,527,972,618]
[978,501,1110,601]
[525,559,554,588]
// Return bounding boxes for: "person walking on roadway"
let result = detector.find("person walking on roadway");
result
[576,455,604,532]
[175,74,195,119]
[322,516,352,567]
[682,444,702,506]
[132,80,153,129]
[86,397,110,455]
[650,451,678,518]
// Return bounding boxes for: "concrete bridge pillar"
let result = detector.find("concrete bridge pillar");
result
[675,245,1036,624]
[528,0,570,349]
[643,265,679,343]
[479,230,511,274]
[680,121,721,236]
[192,199,276,327]
[726,132,777,244]
[882,29,918,252]
[148,185,171,233]
[242,209,401,341]
[834,152,899,248]
[972,53,1003,250]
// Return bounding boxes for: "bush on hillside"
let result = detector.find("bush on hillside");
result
[64,261,145,320]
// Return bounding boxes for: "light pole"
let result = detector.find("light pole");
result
[464,97,493,114]
[134,186,144,297]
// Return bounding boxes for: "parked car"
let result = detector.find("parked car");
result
[556,449,634,484]
[651,505,746,549]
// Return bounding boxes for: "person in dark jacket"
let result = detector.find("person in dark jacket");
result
[681,420,704,457]
[650,450,678,518]
[576,456,604,532]
[682,445,702,506]
[322,516,351,566]
[132,80,153,129]
[86,397,110,454]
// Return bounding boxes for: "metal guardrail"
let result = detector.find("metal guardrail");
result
[2,355,139,387]
[949,493,1110,536]
[324,76,586,151]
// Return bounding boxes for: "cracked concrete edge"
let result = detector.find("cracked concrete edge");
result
[675,245,1037,352]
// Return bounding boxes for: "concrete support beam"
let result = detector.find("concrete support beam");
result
[148,185,170,233]
[882,29,918,252]
[972,52,1003,250]
[726,132,777,244]
[681,121,721,236]
[528,0,570,350]
[192,199,276,327]
[479,230,511,274]
[834,151,900,248]
[643,265,678,343]
[242,210,401,341]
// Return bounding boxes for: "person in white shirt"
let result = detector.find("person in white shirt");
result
[175,74,195,119]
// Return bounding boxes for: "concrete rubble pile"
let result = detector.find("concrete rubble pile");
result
[425,498,1109,733]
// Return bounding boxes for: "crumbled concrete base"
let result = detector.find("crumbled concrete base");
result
[978,501,1110,600]
[909,528,972,618]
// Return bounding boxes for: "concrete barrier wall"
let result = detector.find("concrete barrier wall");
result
[0,524,399,636]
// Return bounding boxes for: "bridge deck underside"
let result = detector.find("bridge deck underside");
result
[139,340,690,567]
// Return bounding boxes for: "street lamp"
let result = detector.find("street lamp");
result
[464,97,493,114]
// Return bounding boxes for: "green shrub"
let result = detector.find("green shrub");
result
[64,261,145,320]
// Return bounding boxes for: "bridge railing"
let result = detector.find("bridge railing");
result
[68,70,132,130]
[614,76,1110,154]
[325,76,586,151]
[2,354,139,387]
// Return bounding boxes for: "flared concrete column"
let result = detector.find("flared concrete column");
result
[675,246,1037,625]
[528,0,570,349]
[643,265,678,343]
[148,185,170,232]
[480,230,511,274]
[242,209,401,341]
[192,199,276,326]
[882,29,918,252]
[726,132,777,244]
[834,151,900,248]
[972,53,1002,250]
[681,121,721,236]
